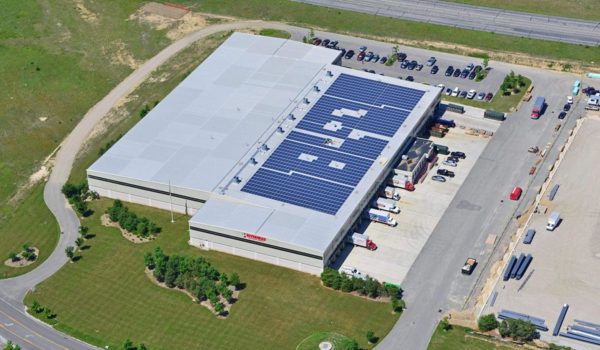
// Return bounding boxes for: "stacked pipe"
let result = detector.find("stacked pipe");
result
[552,304,569,336]
[560,319,600,345]
[498,309,548,331]
[502,253,533,281]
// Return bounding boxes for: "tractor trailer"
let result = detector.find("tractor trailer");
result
[531,96,545,119]
[368,209,397,226]
[372,197,400,213]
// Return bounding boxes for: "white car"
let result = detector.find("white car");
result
[567,96,573,104]
[467,89,477,99]
[340,266,368,280]
[445,88,452,96]
[443,160,457,167]
[451,87,460,97]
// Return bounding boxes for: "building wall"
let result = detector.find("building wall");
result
[189,224,324,275]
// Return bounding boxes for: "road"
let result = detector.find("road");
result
[0,20,304,350]
[296,0,600,46]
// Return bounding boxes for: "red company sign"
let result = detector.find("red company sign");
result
[243,232,267,242]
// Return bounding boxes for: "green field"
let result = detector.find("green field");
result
[25,199,398,350]
[188,0,600,66]
[442,76,532,113]
[0,0,173,276]
[447,0,600,21]
[428,324,516,350]
[259,28,292,39]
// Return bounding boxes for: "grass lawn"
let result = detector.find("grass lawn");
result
[446,0,600,21]
[428,323,517,350]
[259,28,291,39]
[25,199,399,350]
[186,0,600,66]
[442,77,532,113]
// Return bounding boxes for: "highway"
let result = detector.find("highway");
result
[296,0,600,46]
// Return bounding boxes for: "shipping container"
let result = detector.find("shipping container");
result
[484,109,505,121]
[523,229,536,244]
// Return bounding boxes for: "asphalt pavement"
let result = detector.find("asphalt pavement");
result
[296,0,600,46]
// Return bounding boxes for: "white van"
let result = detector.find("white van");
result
[546,211,560,231]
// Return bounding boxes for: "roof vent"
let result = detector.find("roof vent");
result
[313,85,320,92]
[233,176,242,184]
[288,113,296,120]
[401,155,408,160]
[277,126,285,133]
[261,144,270,152]
[303,97,310,104]
[326,70,333,77]
[250,157,258,165]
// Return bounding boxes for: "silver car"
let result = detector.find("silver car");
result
[443,160,457,167]
[432,175,446,182]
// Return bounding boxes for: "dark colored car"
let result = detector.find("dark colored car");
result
[563,103,570,111]
[339,48,346,56]
[400,60,408,69]
[365,51,374,62]
[368,69,376,74]
[405,76,414,81]
[357,51,366,61]
[327,40,338,48]
[396,52,407,61]
[380,56,387,64]
[416,64,423,71]
[558,111,567,119]
[445,66,454,76]
[485,92,494,101]
[453,68,461,77]
[321,39,330,46]
[474,65,482,72]
[460,69,469,78]
[459,91,468,98]
[313,38,322,46]
[447,155,460,163]
[468,71,477,80]
[430,65,439,74]
[437,169,455,177]
[450,151,466,159]
[372,54,380,63]
[345,50,355,59]
[408,60,418,70]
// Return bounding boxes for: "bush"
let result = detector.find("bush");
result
[392,298,405,313]
[548,344,573,350]
[366,330,377,344]
[440,317,452,331]
[8,252,18,262]
[498,319,536,341]
[478,314,499,331]
[62,181,93,216]
[106,200,161,237]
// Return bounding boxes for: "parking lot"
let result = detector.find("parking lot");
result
[338,108,501,285]
[312,36,505,104]
[483,114,600,350]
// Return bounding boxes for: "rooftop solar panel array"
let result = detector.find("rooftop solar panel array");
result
[241,73,426,215]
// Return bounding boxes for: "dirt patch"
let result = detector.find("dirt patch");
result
[144,268,238,318]
[8,149,57,206]
[129,3,225,41]
[74,0,99,24]
[103,40,140,70]
[101,214,154,243]
[4,248,40,268]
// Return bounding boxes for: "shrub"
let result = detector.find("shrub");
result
[62,181,93,216]
[440,317,452,331]
[478,314,499,331]
[106,200,160,237]
[498,319,536,340]
[8,252,18,262]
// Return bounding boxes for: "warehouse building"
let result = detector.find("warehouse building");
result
[88,33,441,274]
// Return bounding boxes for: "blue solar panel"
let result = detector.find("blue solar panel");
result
[241,73,426,215]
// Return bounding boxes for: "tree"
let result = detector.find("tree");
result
[341,275,354,292]
[79,226,89,237]
[65,246,75,261]
[44,308,55,319]
[122,339,134,350]
[392,298,405,313]
[22,243,30,253]
[478,313,499,331]
[509,319,536,341]
[144,252,155,269]
[3,341,22,350]
[8,252,18,262]
[440,317,452,331]
[366,330,377,344]
[222,288,234,303]
[499,320,510,337]
[75,237,84,248]
[214,302,225,315]
[138,344,148,350]
[31,300,41,313]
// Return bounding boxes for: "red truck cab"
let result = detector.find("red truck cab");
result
[510,187,522,200]
[366,240,378,251]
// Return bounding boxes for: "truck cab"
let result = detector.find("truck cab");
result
[461,258,477,275]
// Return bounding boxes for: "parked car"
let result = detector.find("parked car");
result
[437,83,445,90]
[322,39,330,46]
[365,51,374,62]
[466,63,474,71]
[447,156,460,163]
[510,186,522,201]
[445,66,454,76]
[432,175,446,182]
[368,69,376,74]
[567,96,573,104]
[345,50,355,59]
[430,65,439,74]
[406,76,414,81]
[327,40,338,48]
[313,38,322,46]
[443,160,457,167]
[460,69,469,78]
[474,65,482,72]
[558,111,567,119]
[453,68,461,77]
[359,46,367,52]
[437,169,455,177]
[451,87,460,97]
[450,151,466,159]
[380,56,387,64]
[468,71,477,80]
[357,51,366,61]
[426,57,436,66]
[485,92,494,101]
[459,90,468,98]
[416,64,423,71]
[467,89,476,99]
[396,52,407,61]
[445,88,452,95]
[372,54,380,63]
[408,60,418,70]
[563,103,570,111]
[400,60,408,69]
[477,92,485,100]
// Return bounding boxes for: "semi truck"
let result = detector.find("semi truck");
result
[388,175,415,191]
[372,197,400,213]
[346,232,377,250]
[382,186,401,200]
[368,209,397,226]
[531,96,545,119]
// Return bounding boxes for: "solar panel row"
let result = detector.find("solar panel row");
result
[241,73,425,215]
